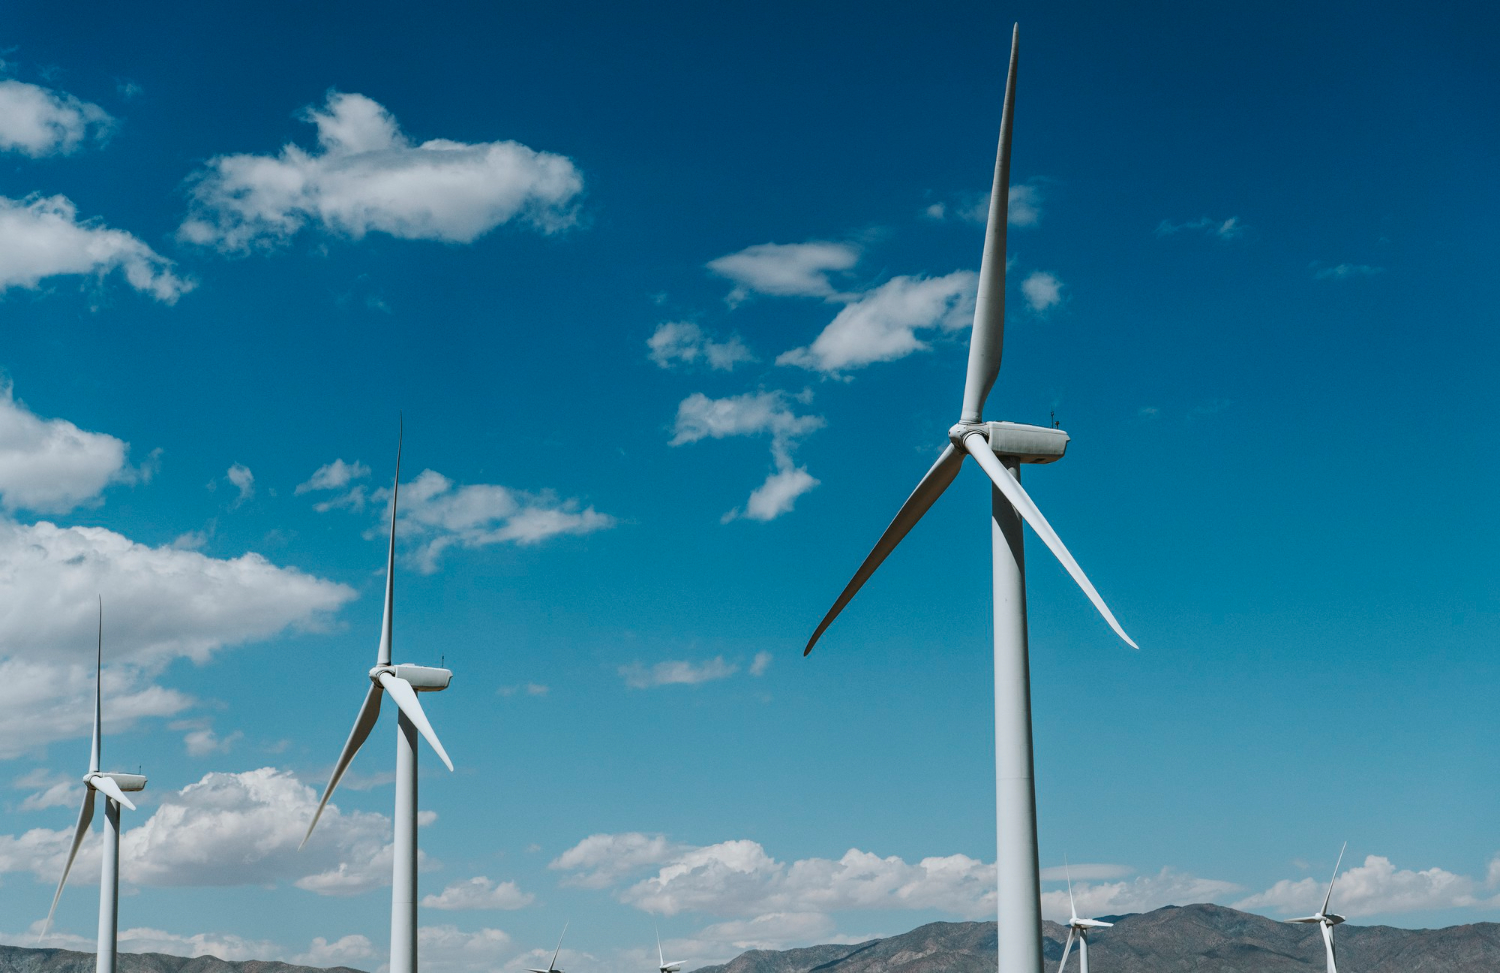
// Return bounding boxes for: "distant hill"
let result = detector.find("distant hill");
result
[691,904,1500,973]
[0,946,365,973]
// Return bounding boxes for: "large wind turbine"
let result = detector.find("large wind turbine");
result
[41,601,147,973]
[802,25,1136,973]
[302,436,454,973]
[1056,866,1112,973]
[656,927,683,973]
[1288,843,1347,973]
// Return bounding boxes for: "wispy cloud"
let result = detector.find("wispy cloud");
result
[670,390,825,522]
[1156,216,1244,241]
[647,322,756,372]
[777,272,977,375]
[619,656,738,688]
[180,91,583,252]
[707,241,860,305]
[0,194,193,303]
[922,183,1043,227]
[1313,262,1383,280]
[0,79,113,157]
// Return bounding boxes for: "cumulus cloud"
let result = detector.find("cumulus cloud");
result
[0,80,113,157]
[1313,262,1383,280]
[647,322,755,372]
[619,656,738,689]
[297,458,371,493]
[749,651,772,677]
[707,241,860,305]
[1234,854,1484,918]
[373,469,614,573]
[1155,216,1244,240]
[669,390,824,523]
[170,720,244,757]
[292,934,377,967]
[14,769,77,811]
[0,384,139,514]
[776,272,976,374]
[226,463,255,505]
[0,768,412,896]
[550,832,689,889]
[417,926,516,973]
[180,91,583,252]
[422,876,535,911]
[1041,868,1242,922]
[0,194,193,302]
[552,833,996,919]
[1020,271,1063,313]
[18,924,282,962]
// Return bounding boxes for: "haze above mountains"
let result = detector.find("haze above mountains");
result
[10,906,1500,973]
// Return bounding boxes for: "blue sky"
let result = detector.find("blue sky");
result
[0,0,1497,969]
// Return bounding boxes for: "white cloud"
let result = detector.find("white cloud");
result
[297,458,371,494]
[553,833,995,920]
[1041,867,1241,921]
[380,469,615,573]
[0,80,113,157]
[707,241,860,305]
[418,926,515,973]
[0,384,138,514]
[14,769,76,811]
[0,194,193,302]
[1314,262,1384,280]
[226,463,255,505]
[1007,184,1042,227]
[0,515,354,756]
[1234,854,1482,918]
[619,657,738,689]
[170,720,244,757]
[180,91,583,252]
[292,934,377,967]
[0,768,411,896]
[749,651,772,677]
[550,832,688,889]
[1155,216,1244,240]
[922,185,1042,227]
[669,390,824,523]
[422,876,535,911]
[647,322,755,372]
[775,272,977,374]
[1020,271,1063,313]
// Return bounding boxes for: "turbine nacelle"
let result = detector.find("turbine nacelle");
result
[948,421,1070,464]
[371,664,453,692]
[1070,918,1113,930]
[86,772,147,791]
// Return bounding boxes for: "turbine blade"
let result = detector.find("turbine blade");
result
[959,24,1020,423]
[962,435,1137,648]
[1056,928,1075,973]
[301,682,384,849]
[1286,916,1323,924]
[1320,921,1337,973]
[1066,856,1076,920]
[378,423,403,667]
[378,673,454,771]
[41,788,95,941]
[1322,842,1346,916]
[551,921,568,971]
[88,774,136,811]
[804,444,965,655]
[657,924,663,967]
[91,598,102,775]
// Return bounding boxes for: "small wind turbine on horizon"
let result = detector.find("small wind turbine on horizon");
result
[1288,843,1348,973]
[528,923,569,973]
[40,601,148,973]
[1056,864,1112,973]
[301,431,454,973]
[656,926,684,973]
[801,24,1137,973]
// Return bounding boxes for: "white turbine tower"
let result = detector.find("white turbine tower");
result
[528,924,569,973]
[656,927,683,973]
[302,434,454,973]
[1056,866,1111,973]
[802,25,1136,973]
[1288,843,1347,973]
[40,601,147,973]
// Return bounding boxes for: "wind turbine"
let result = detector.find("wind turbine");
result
[1056,865,1112,973]
[656,926,683,973]
[1288,843,1348,973]
[801,25,1137,973]
[40,601,147,973]
[301,434,454,973]
[528,924,569,973]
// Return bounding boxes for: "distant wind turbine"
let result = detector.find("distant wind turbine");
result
[301,431,454,973]
[1288,843,1348,973]
[1056,864,1112,973]
[529,923,569,973]
[40,600,148,973]
[801,24,1137,973]
[656,926,683,973]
